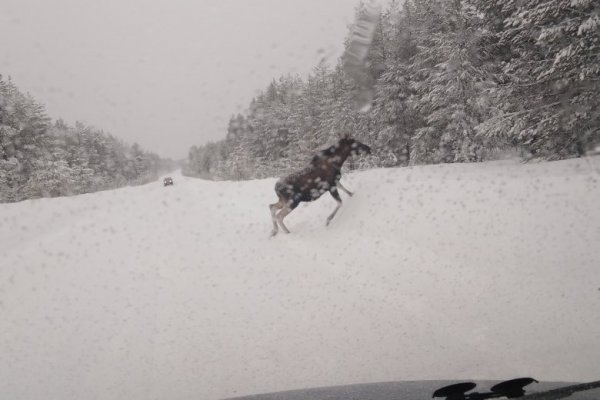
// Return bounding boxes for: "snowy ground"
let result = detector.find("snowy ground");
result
[1,158,600,400]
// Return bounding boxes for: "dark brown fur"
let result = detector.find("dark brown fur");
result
[269,138,371,236]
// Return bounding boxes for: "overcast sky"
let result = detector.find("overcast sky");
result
[0,0,372,159]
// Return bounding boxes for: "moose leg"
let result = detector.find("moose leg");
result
[276,204,293,234]
[326,188,343,226]
[337,181,353,197]
[269,200,284,236]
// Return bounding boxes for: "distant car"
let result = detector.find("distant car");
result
[163,177,174,186]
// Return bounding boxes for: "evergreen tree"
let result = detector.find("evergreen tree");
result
[410,0,495,163]
[373,0,420,166]
[478,0,600,159]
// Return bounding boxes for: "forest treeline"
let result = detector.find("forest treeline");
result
[185,0,600,180]
[0,76,175,202]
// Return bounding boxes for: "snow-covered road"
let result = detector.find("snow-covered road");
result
[1,159,599,399]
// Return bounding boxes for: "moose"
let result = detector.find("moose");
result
[269,137,371,236]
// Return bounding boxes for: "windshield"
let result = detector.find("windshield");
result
[1,1,599,399]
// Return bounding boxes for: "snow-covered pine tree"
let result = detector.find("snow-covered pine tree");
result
[372,0,421,167]
[410,0,496,164]
[0,75,52,201]
[481,0,600,159]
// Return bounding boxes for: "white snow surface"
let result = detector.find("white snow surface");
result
[1,158,600,400]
